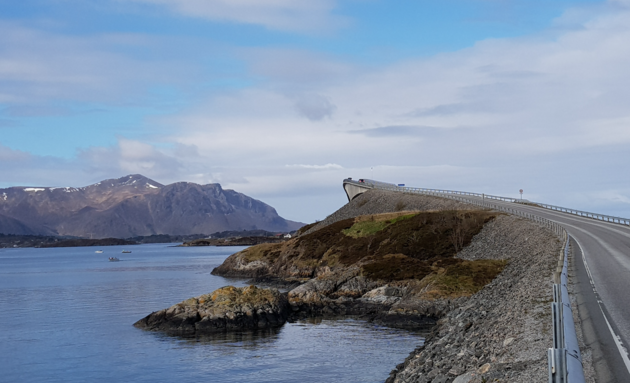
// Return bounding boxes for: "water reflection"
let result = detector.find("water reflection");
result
[175,327,284,348]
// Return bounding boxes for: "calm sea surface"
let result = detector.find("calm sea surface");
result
[0,244,424,383]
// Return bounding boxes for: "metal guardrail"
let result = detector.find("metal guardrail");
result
[348,179,586,383]
[344,179,630,226]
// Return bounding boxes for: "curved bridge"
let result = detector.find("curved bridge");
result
[345,178,630,383]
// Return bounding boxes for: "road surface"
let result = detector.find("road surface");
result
[463,196,630,383]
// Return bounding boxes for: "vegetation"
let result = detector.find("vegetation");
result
[224,209,508,299]
[342,212,416,238]
[415,259,508,299]
[295,221,319,236]
[175,286,278,308]
[242,242,284,263]
[207,285,276,306]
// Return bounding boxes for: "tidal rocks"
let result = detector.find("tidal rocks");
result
[134,285,290,336]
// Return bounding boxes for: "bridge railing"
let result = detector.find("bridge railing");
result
[351,179,586,383]
[344,179,630,226]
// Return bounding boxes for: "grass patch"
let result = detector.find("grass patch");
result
[342,212,417,238]
[206,285,277,306]
[343,220,390,238]
[242,242,283,263]
[418,259,508,299]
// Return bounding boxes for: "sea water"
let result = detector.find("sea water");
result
[0,244,424,383]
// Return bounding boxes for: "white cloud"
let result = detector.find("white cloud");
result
[285,164,343,170]
[0,22,198,110]
[595,190,630,205]
[124,0,348,33]
[78,138,183,181]
[0,145,81,188]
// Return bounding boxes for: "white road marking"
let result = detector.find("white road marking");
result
[573,236,630,375]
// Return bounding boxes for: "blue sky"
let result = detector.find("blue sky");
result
[1,0,630,223]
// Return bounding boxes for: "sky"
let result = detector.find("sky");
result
[1,0,630,223]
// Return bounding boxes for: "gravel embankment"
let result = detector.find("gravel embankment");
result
[387,215,560,382]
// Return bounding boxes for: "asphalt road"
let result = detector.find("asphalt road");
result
[461,196,630,382]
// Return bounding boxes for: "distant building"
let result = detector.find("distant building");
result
[284,233,292,239]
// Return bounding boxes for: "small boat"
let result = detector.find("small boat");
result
[121,250,131,253]
[95,250,103,254]
[108,257,120,262]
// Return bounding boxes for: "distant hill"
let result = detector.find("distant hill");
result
[0,174,304,238]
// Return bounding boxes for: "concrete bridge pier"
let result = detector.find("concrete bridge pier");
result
[342,179,373,202]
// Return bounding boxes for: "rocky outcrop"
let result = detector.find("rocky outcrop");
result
[287,275,445,329]
[211,192,514,334]
[181,236,286,247]
[134,285,290,336]
[212,209,500,284]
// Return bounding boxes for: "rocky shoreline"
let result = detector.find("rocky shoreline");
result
[137,189,571,383]
[180,236,287,247]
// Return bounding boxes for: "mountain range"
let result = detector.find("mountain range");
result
[0,175,304,238]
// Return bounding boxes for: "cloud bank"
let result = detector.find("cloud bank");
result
[2,1,630,221]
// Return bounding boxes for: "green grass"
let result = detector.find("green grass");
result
[342,213,416,238]
[417,259,508,299]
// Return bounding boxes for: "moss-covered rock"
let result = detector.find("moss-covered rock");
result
[133,285,290,336]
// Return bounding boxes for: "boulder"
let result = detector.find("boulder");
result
[134,285,290,336]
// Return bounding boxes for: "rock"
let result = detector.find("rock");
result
[359,286,403,305]
[453,372,475,383]
[134,285,290,336]
[503,337,515,347]
[476,363,491,374]
[288,278,338,305]
[335,276,379,298]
